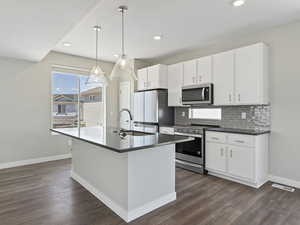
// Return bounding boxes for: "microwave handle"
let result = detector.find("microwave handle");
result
[201,88,205,100]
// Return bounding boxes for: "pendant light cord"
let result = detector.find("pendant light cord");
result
[95,27,98,66]
[122,9,125,56]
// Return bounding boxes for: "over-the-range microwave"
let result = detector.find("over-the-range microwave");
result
[182,83,213,105]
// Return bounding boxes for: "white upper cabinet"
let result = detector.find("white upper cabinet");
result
[213,43,269,106]
[197,56,212,84]
[137,68,148,91]
[183,59,197,86]
[137,64,167,91]
[235,43,269,105]
[167,63,184,107]
[213,50,235,105]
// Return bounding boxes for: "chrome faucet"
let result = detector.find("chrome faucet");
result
[119,108,133,128]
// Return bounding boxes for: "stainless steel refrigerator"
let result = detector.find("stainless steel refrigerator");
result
[133,90,174,131]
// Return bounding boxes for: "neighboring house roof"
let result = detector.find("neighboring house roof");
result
[53,94,78,103]
[80,87,101,96]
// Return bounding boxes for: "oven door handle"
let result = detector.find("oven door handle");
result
[175,132,202,138]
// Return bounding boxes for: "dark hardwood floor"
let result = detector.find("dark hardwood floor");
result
[0,159,299,225]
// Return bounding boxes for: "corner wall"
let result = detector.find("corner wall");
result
[0,51,114,164]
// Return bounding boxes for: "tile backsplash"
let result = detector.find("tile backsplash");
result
[175,105,271,131]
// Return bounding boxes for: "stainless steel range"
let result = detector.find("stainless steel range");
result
[174,124,219,174]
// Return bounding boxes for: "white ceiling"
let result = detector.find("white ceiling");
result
[2,0,300,62]
[0,0,102,61]
[54,0,300,62]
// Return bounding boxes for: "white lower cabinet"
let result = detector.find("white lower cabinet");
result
[227,146,254,181]
[206,142,226,173]
[205,131,269,188]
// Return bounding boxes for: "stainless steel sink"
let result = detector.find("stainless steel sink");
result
[114,130,153,137]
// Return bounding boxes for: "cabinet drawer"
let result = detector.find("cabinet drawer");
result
[206,132,227,143]
[227,134,254,147]
[160,127,175,135]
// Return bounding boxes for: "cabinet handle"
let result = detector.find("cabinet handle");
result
[230,150,233,158]
[212,137,219,140]
[238,94,241,102]
[235,140,245,143]
[199,76,202,83]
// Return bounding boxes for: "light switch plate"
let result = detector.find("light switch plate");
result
[241,112,247,120]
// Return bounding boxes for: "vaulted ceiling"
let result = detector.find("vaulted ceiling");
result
[1,0,300,62]
[0,0,102,61]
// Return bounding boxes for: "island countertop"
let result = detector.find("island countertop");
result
[51,127,193,153]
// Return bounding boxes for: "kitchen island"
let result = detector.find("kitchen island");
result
[51,126,192,223]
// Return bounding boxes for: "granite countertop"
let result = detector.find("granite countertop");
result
[50,126,193,153]
[204,127,271,135]
[158,124,271,135]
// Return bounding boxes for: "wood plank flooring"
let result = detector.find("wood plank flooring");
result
[0,159,299,225]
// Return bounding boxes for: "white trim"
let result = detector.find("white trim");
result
[127,192,176,222]
[269,175,300,189]
[71,170,128,221]
[52,64,90,73]
[0,154,71,170]
[71,170,176,223]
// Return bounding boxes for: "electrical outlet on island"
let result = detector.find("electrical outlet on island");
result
[241,112,247,120]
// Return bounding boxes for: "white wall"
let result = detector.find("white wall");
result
[0,51,113,164]
[151,20,300,183]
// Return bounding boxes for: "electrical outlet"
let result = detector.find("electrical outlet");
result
[182,111,186,117]
[241,112,247,120]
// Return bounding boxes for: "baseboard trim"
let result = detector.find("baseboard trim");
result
[0,154,71,170]
[71,170,176,223]
[269,175,300,189]
[128,192,176,222]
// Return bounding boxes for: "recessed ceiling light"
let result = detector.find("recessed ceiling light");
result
[153,35,162,40]
[232,0,246,7]
[63,42,72,47]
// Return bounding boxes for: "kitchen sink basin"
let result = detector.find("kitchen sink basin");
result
[114,130,153,137]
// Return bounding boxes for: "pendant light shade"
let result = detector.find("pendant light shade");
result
[86,25,108,85]
[111,6,137,81]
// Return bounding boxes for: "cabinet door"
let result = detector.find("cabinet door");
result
[137,68,148,91]
[183,59,197,86]
[213,50,235,105]
[147,65,160,89]
[197,56,212,84]
[206,142,227,173]
[227,145,254,181]
[133,92,144,122]
[144,91,158,123]
[167,63,184,106]
[235,43,264,105]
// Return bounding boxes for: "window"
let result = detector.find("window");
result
[189,108,222,120]
[52,72,104,129]
[57,104,66,114]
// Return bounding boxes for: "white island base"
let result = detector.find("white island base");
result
[71,139,176,223]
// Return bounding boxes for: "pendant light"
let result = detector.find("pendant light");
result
[110,6,137,80]
[86,25,108,85]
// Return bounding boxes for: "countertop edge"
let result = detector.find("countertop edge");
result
[204,128,271,135]
[50,129,193,153]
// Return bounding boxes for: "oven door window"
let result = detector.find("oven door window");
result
[176,138,202,157]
